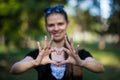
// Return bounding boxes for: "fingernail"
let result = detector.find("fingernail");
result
[45,35,47,39]
[77,45,80,47]
[37,41,39,44]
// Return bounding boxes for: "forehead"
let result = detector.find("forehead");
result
[46,13,66,23]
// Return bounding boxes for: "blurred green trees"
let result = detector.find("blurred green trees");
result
[0,0,120,48]
[107,0,120,44]
[70,0,120,48]
[0,0,67,48]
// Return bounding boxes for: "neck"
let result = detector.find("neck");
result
[51,39,65,62]
[52,39,64,48]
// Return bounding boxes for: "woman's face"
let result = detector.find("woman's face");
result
[46,13,68,42]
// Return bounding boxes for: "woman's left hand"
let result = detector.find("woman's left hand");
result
[58,36,82,66]
[58,36,105,73]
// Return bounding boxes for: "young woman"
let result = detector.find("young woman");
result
[10,5,104,80]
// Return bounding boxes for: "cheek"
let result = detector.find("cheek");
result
[46,27,52,33]
[61,25,67,31]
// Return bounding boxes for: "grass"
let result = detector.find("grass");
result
[81,42,120,80]
[0,42,120,80]
[84,43,120,68]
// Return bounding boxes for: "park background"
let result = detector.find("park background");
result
[0,0,120,80]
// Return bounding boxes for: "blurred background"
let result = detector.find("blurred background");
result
[0,0,120,80]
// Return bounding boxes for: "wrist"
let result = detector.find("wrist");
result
[78,60,86,67]
[31,60,38,67]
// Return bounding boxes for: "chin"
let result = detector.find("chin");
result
[53,37,64,42]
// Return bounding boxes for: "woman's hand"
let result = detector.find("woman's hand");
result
[59,36,105,72]
[34,36,58,66]
[58,36,82,66]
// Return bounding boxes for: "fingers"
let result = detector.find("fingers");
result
[64,35,71,50]
[37,36,50,50]
[43,35,54,50]
[64,36,76,52]
[75,45,80,54]
[70,37,74,50]
[49,60,59,66]
[62,47,71,55]
[37,41,41,51]
[58,60,70,66]
[48,35,54,49]
[49,48,56,55]
[44,36,48,49]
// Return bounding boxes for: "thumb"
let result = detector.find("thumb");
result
[49,60,59,66]
[58,60,69,66]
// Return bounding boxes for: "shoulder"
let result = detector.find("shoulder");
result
[25,49,39,59]
[78,49,93,60]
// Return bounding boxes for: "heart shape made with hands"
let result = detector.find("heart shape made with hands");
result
[55,48,64,55]
[49,48,76,66]
[37,36,77,66]
[50,48,65,61]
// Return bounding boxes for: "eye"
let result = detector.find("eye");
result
[58,22,64,26]
[47,24,54,27]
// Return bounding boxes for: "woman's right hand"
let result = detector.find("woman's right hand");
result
[34,36,58,66]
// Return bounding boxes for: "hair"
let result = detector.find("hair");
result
[44,5,68,25]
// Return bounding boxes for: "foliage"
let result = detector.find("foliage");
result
[74,0,101,32]
[0,0,67,48]
[106,0,120,45]
[107,0,120,36]
[75,10,100,32]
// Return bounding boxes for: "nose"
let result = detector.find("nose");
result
[54,25,59,31]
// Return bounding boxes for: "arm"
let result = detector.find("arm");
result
[62,36,105,73]
[77,57,105,73]
[10,56,36,74]
[10,36,58,74]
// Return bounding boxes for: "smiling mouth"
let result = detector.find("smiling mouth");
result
[53,33,61,37]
